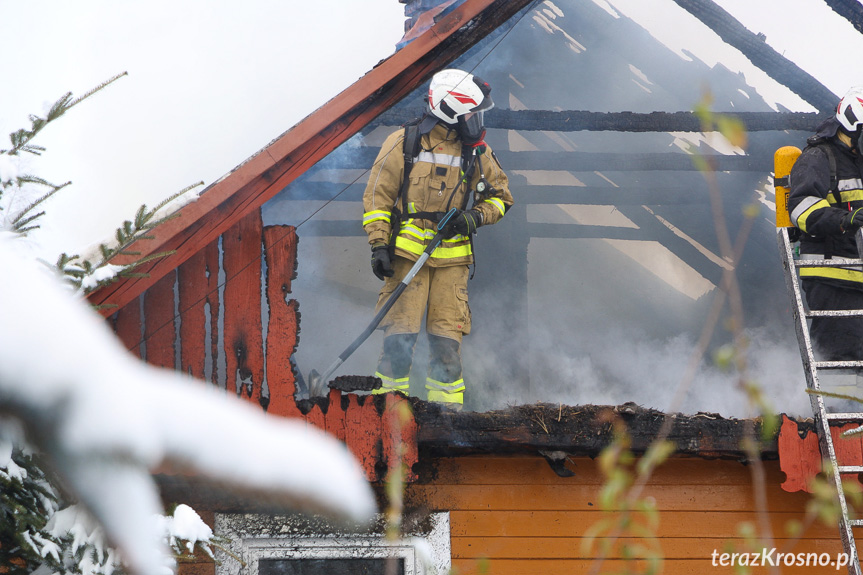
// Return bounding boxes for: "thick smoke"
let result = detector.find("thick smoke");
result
[264,0,829,418]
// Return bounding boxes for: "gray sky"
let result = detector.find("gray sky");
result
[3,0,863,259]
[0,0,405,259]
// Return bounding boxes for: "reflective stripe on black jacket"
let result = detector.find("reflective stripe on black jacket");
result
[788,117,863,288]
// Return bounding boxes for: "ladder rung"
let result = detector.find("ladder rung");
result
[813,360,863,369]
[838,466,863,474]
[807,309,863,318]
[849,519,863,527]
[826,413,863,421]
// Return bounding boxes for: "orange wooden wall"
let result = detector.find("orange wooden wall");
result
[111,210,418,484]
[406,455,844,575]
[112,211,298,395]
[112,211,845,575]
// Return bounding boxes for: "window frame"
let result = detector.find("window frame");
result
[215,512,451,575]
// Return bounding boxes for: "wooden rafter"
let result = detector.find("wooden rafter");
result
[379,108,823,132]
[672,0,838,114]
[304,147,777,172]
[823,0,863,35]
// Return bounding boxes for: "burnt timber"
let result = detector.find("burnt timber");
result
[823,0,863,35]
[378,109,824,132]
[411,400,782,460]
[671,0,837,113]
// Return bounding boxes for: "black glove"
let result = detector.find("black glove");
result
[371,243,394,280]
[841,208,863,234]
[450,209,483,237]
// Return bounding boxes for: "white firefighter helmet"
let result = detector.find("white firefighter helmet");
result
[837,86,863,132]
[427,69,494,127]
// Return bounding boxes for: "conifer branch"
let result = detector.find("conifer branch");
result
[15,174,67,189]
[11,181,70,227]
[151,181,203,214]
[13,211,45,231]
[0,74,202,300]
[3,72,127,156]
[62,180,200,294]
[67,71,128,110]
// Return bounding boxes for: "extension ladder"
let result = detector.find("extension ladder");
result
[776,145,863,574]
[777,226,863,575]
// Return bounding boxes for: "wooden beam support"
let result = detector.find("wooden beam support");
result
[671,0,837,114]
[88,0,537,314]
[822,0,863,36]
[304,146,776,172]
[379,108,824,132]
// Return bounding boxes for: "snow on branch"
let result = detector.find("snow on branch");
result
[0,215,375,575]
[0,75,203,303]
[56,181,205,298]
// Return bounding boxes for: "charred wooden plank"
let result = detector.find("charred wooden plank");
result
[378,108,823,132]
[672,0,837,114]
[494,150,770,171]
[822,0,863,36]
[263,225,303,418]
[412,401,782,460]
[177,240,220,382]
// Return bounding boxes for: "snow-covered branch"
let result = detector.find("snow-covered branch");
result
[0,235,376,574]
[0,76,201,300]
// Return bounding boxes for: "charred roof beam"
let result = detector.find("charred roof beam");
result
[272,183,720,205]
[822,0,863,35]
[671,0,837,114]
[376,108,822,132]
[307,148,775,172]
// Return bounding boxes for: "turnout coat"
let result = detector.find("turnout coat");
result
[362,121,513,268]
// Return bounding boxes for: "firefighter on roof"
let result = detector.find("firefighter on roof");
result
[789,86,863,362]
[361,68,513,409]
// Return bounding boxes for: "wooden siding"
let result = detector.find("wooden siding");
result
[111,211,419,484]
[406,455,845,575]
[780,414,863,494]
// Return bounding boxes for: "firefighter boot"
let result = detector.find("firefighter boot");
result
[373,333,418,396]
[426,334,465,410]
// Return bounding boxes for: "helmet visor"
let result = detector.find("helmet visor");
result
[458,111,486,143]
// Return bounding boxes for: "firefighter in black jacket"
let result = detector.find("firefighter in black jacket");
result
[789,86,863,361]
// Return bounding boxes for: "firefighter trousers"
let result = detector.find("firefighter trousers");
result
[372,256,471,406]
